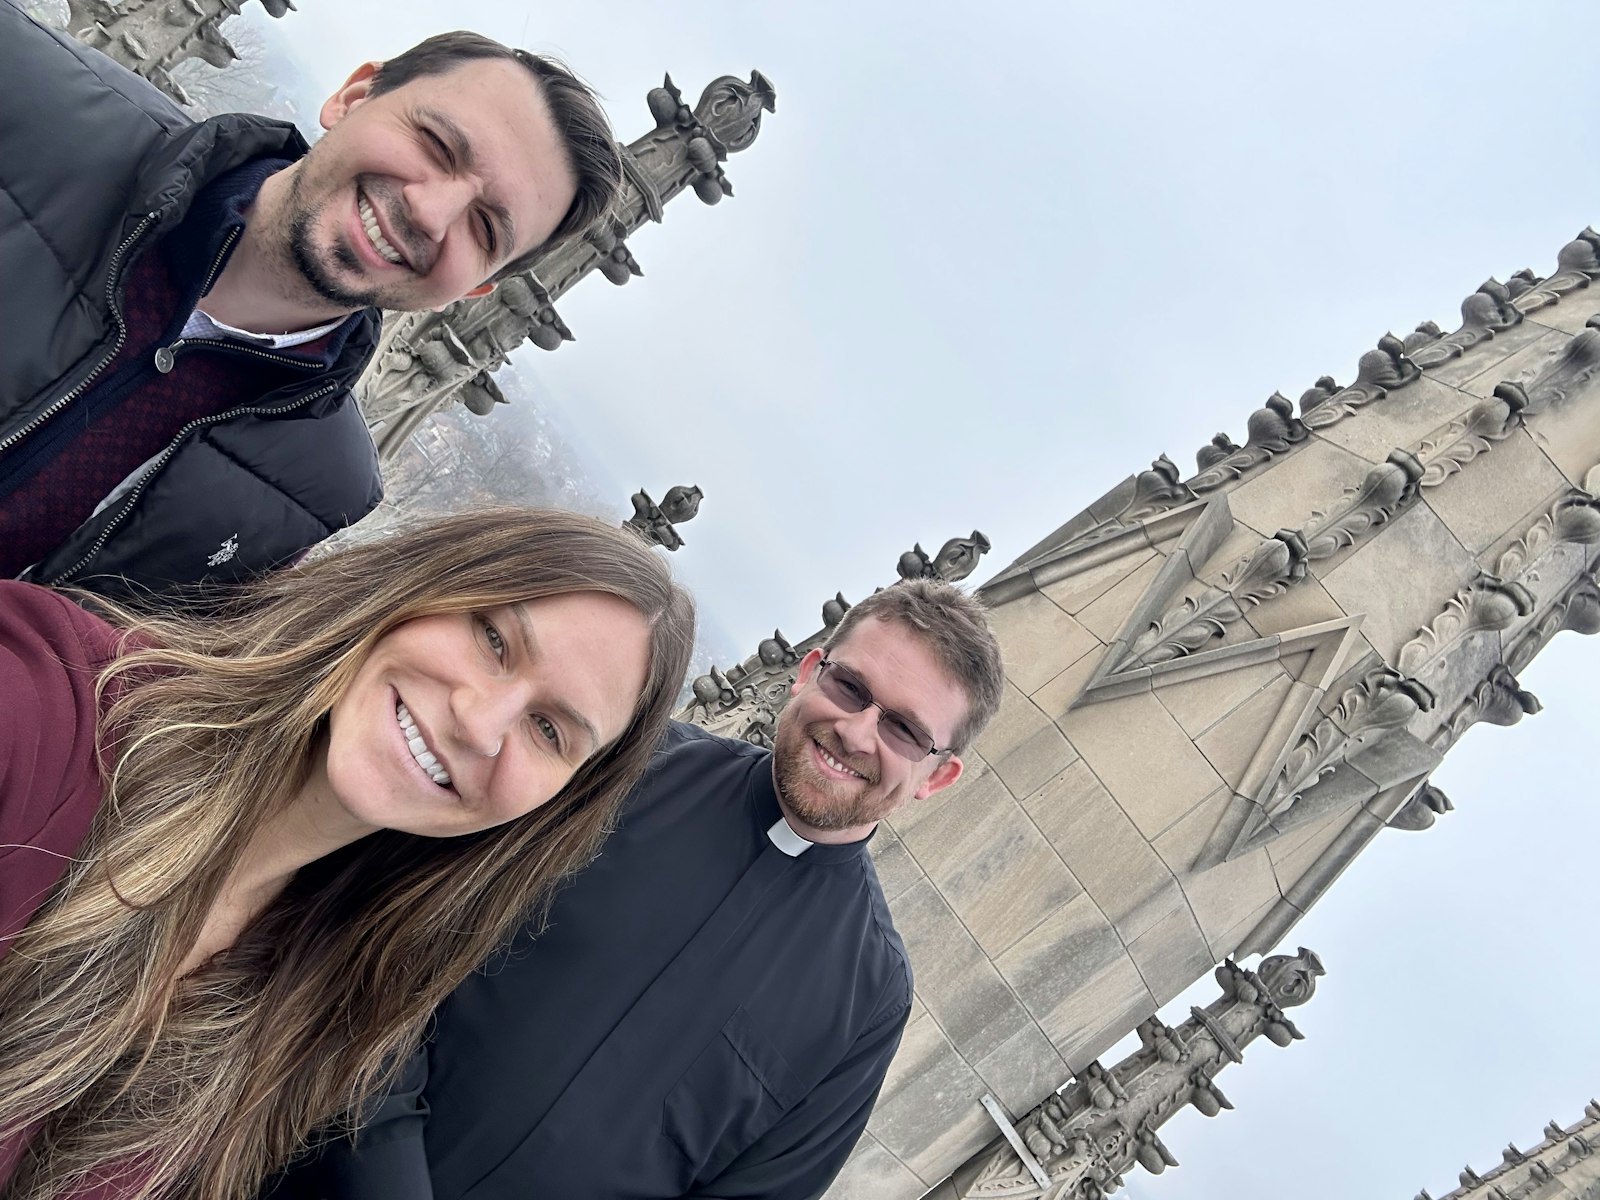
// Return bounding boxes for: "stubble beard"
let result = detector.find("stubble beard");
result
[282,165,384,311]
[772,720,888,833]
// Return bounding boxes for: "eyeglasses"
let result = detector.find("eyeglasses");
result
[814,658,949,760]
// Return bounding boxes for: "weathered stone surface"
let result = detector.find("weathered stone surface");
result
[891,879,1035,1065]
[1073,554,1166,642]
[1059,691,1227,839]
[1423,313,1555,388]
[971,1020,1072,1120]
[970,682,1078,802]
[1315,375,1478,464]
[1126,904,1215,1005]
[1457,326,1571,397]
[828,1134,925,1200]
[897,768,1083,959]
[1154,791,1280,953]
[869,1010,989,1177]
[983,590,1101,696]
[994,895,1155,1067]
[1150,656,1286,738]
[1226,437,1376,535]
[868,825,926,905]
[1194,673,1299,790]
[1021,760,1185,943]
[1423,426,1571,553]
[1038,545,1156,614]
[1321,501,1478,661]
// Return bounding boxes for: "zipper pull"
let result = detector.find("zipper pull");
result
[154,343,181,373]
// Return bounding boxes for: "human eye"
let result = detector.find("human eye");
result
[421,126,456,169]
[477,211,498,255]
[477,615,507,661]
[833,672,868,703]
[885,715,930,755]
[531,713,562,749]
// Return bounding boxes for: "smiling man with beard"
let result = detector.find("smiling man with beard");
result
[272,578,1005,1200]
[0,12,619,600]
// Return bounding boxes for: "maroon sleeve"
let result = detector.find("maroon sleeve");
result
[0,582,124,961]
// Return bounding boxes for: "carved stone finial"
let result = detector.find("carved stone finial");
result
[1257,947,1325,1009]
[821,592,852,628]
[931,531,992,582]
[658,484,703,525]
[1388,782,1453,832]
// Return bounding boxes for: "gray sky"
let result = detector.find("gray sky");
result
[239,2,1600,1193]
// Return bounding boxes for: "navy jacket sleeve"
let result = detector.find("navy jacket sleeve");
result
[687,985,910,1200]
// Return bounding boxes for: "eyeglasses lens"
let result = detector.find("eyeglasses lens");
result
[817,661,936,759]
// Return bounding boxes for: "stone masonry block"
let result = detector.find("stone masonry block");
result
[1457,327,1570,397]
[1321,501,1478,663]
[899,770,1084,959]
[1022,759,1185,944]
[1194,674,1297,790]
[1424,316,1555,388]
[869,1010,987,1174]
[973,1019,1072,1120]
[868,825,925,906]
[1074,554,1165,642]
[1058,691,1227,840]
[1315,374,1477,465]
[984,590,1101,696]
[1226,437,1376,536]
[1154,789,1281,952]
[1125,904,1216,1006]
[972,681,1079,802]
[1244,575,1350,639]
[889,878,1034,1065]
[825,1133,925,1200]
[1152,658,1286,740]
[1423,425,1571,553]
[992,893,1156,1066]
[1039,544,1157,615]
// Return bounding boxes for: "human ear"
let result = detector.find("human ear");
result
[319,60,383,131]
[790,649,825,698]
[914,753,964,801]
[461,280,498,300]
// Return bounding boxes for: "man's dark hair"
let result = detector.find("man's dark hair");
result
[370,31,623,274]
[822,579,1005,753]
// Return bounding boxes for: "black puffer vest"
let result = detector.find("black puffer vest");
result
[0,4,383,600]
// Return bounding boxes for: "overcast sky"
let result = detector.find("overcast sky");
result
[225,3,1600,1194]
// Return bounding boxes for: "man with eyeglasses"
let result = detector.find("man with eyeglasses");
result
[276,578,1005,1200]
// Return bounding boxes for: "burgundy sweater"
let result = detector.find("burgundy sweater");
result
[0,582,137,1194]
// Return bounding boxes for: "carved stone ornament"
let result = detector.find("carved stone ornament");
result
[356,68,776,457]
[1387,781,1453,832]
[1408,278,1523,370]
[623,484,703,551]
[1511,227,1600,314]
[64,0,295,107]
[678,528,983,741]
[949,950,1324,1199]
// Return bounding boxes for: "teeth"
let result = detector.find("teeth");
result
[358,194,406,266]
[819,744,865,779]
[396,701,452,786]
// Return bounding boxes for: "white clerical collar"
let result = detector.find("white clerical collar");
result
[766,816,815,857]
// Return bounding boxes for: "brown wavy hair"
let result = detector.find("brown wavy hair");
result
[0,508,695,1200]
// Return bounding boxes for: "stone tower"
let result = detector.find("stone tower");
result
[356,70,777,458]
[680,230,1600,1199]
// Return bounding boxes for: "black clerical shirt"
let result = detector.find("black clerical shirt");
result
[275,722,911,1200]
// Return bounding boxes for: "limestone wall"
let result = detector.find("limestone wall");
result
[822,233,1600,1198]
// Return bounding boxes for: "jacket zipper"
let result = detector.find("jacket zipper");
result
[45,380,344,585]
[0,212,158,457]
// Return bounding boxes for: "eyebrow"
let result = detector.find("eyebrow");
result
[413,105,517,255]
[838,658,938,741]
[511,603,601,755]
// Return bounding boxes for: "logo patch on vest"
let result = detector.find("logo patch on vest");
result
[207,535,240,567]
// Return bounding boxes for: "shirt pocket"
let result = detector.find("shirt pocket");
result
[662,1005,805,1180]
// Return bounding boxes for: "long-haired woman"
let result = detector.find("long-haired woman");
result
[0,507,696,1200]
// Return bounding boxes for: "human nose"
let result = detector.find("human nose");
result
[450,681,518,760]
[404,176,477,244]
[834,703,881,756]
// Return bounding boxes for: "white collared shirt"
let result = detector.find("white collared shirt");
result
[181,308,347,350]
